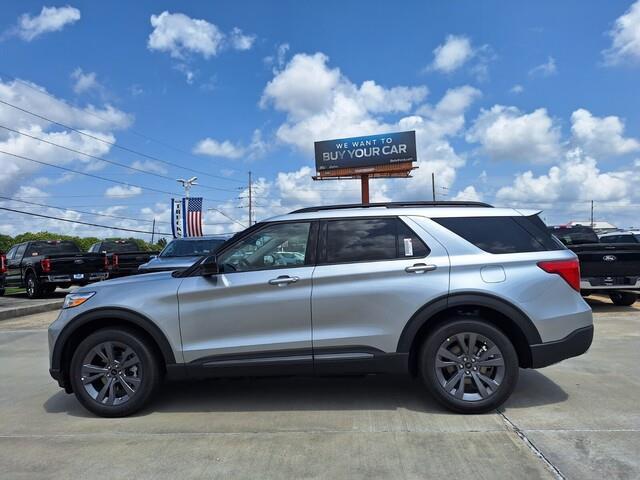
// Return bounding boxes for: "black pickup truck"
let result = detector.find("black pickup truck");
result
[549,225,640,306]
[88,239,158,278]
[3,240,108,298]
[0,251,6,296]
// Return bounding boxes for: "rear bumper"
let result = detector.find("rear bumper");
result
[530,325,594,368]
[580,277,640,291]
[42,272,108,283]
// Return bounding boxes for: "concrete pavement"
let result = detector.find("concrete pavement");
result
[0,297,638,479]
[0,290,68,320]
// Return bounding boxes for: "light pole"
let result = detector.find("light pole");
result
[177,176,198,198]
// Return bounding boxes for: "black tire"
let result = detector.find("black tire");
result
[69,328,162,417]
[418,319,519,414]
[609,292,637,306]
[25,272,42,299]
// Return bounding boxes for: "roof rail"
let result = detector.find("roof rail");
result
[290,201,493,214]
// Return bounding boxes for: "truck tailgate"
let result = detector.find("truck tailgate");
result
[571,243,640,277]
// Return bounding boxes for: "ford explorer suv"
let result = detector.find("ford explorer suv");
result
[5,240,107,298]
[48,202,593,417]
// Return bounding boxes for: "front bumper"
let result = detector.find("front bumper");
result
[530,325,594,368]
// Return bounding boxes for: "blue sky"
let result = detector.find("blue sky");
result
[1,1,639,239]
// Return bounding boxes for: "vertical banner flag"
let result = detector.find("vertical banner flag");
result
[171,198,184,238]
[184,197,204,237]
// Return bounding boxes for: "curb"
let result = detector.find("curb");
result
[0,300,63,321]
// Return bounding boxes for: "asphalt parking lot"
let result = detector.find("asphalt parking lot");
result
[0,297,638,479]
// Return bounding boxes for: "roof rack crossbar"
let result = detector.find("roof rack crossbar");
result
[291,201,493,214]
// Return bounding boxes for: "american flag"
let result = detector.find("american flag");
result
[184,197,203,237]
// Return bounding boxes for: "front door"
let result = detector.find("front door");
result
[5,244,26,286]
[178,221,316,374]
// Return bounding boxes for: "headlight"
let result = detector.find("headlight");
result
[62,292,96,309]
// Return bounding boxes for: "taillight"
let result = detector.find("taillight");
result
[103,255,109,270]
[538,259,581,292]
[0,254,6,274]
[41,258,51,273]
[113,254,119,269]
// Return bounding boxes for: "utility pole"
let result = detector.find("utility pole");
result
[431,172,436,201]
[151,218,156,244]
[248,171,253,226]
[590,200,594,229]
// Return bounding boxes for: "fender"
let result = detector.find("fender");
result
[396,292,542,352]
[51,307,176,372]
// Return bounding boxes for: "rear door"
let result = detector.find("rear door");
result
[311,216,450,363]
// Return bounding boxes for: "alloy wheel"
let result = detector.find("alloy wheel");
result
[434,332,505,402]
[80,341,142,406]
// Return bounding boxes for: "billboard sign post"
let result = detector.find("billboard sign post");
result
[313,131,418,203]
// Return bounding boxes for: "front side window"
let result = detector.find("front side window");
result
[324,218,429,263]
[217,222,311,272]
[14,244,27,259]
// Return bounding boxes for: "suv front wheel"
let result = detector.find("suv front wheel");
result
[69,328,162,417]
[419,319,519,414]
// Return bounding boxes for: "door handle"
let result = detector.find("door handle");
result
[268,275,299,286]
[405,263,437,273]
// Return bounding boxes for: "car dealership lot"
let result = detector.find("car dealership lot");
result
[0,297,638,479]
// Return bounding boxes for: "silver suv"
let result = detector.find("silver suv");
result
[48,201,593,417]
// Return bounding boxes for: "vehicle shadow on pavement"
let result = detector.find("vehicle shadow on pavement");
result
[585,296,639,312]
[44,370,568,417]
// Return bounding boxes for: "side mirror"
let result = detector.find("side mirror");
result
[201,255,219,276]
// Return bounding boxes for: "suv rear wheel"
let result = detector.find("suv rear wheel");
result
[419,319,519,414]
[609,292,637,306]
[69,328,161,417]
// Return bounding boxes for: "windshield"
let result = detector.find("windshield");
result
[26,241,81,256]
[159,238,226,257]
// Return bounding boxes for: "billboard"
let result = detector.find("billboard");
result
[314,131,416,172]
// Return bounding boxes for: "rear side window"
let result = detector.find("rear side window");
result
[602,234,637,243]
[433,216,563,254]
[324,218,429,263]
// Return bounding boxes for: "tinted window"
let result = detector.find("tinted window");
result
[218,222,311,272]
[549,227,599,245]
[325,218,429,263]
[5,246,17,260]
[434,216,562,254]
[26,241,80,256]
[602,234,637,243]
[100,241,139,253]
[160,238,226,257]
[14,244,27,259]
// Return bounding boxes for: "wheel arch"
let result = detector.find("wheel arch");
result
[52,307,176,391]
[398,293,541,371]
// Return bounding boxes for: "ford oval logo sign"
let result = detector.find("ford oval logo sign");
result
[603,255,617,262]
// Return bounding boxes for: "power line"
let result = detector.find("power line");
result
[0,206,174,235]
[0,97,245,184]
[207,207,247,229]
[0,195,168,224]
[0,70,243,177]
[0,149,232,204]
[0,124,238,193]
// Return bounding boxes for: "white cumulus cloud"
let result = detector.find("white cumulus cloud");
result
[603,0,640,65]
[12,5,80,41]
[70,68,100,94]
[466,105,562,163]
[105,185,143,198]
[571,108,640,157]
[148,11,224,59]
[229,27,255,51]
[429,35,474,73]
[528,56,557,77]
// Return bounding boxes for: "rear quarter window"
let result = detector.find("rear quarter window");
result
[433,216,563,254]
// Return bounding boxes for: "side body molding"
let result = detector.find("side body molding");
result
[396,292,542,353]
